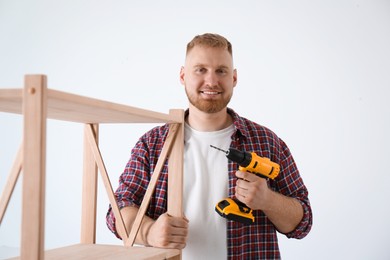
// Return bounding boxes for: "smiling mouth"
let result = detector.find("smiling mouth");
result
[201,91,222,95]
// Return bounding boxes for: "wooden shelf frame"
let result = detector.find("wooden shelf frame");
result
[0,75,184,260]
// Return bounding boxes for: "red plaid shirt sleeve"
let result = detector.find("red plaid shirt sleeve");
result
[277,139,312,239]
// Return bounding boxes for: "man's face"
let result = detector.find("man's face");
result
[180,46,237,114]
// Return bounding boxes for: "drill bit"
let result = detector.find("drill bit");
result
[211,145,250,166]
[210,145,229,155]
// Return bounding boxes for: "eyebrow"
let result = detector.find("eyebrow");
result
[193,64,230,70]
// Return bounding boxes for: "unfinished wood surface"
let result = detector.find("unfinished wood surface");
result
[9,244,181,260]
[0,89,23,114]
[0,143,23,224]
[1,74,185,260]
[80,124,99,244]
[21,75,47,260]
[167,109,185,218]
[167,110,184,260]
[84,124,129,242]
[0,88,174,124]
[126,123,180,247]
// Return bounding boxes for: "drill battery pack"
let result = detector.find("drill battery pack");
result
[215,198,255,225]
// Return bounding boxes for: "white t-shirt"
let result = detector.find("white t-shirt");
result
[182,123,234,260]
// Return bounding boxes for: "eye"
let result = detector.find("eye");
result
[195,67,207,73]
[216,68,227,75]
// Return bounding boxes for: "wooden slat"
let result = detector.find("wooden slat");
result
[21,75,47,260]
[167,109,184,218]
[9,244,181,260]
[47,89,173,123]
[126,123,180,247]
[0,88,176,124]
[84,124,129,242]
[167,110,184,260]
[80,124,99,244]
[0,89,23,114]
[0,142,23,224]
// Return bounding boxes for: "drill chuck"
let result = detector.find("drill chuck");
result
[226,148,252,167]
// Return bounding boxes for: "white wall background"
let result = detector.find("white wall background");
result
[1,0,389,259]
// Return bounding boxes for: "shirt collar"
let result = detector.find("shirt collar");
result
[183,108,249,140]
[227,108,249,140]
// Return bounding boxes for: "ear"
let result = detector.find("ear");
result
[233,69,238,87]
[180,66,185,85]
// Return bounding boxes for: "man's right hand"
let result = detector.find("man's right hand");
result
[119,206,188,249]
[146,212,189,249]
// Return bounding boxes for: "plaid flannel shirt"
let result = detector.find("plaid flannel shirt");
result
[106,108,312,259]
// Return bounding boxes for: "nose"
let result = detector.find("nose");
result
[204,72,219,87]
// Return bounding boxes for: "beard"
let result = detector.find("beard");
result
[185,88,232,113]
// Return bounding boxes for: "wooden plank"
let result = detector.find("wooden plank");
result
[51,89,169,123]
[9,244,181,260]
[0,88,176,124]
[21,75,47,260]
[47,89,173,123]
[126,124,180,247]
[167,110,184,260]
[84,124,129,243]
[0,89,23,114]
[167,110,184,218]
[80,124,99,244]
[0,142,23,224]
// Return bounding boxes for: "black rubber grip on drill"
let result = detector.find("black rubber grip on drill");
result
[226,148,252,167]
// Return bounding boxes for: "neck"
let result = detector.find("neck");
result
[186,106,233,132]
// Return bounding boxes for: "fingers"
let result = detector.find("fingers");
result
[235,170,261,182]
[161,214,188,249]
[235,170,269,209]
[169,213,189,227]
[148,213,189,249]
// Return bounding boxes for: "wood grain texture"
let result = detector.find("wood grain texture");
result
[21,75,47,260]
[84,124,129,243]
[0,143,23,224]
[9,244,180,260]
[80,124,99,244]
[0,75,185,259]
[0,88,176,123]
[167,109,185,218]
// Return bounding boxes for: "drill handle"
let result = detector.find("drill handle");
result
[238,166,266,179]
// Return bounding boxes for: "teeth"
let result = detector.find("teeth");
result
[202,91,219,95]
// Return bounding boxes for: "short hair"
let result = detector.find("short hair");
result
[186,33,233,56]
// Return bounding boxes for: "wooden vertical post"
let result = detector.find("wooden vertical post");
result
[167,109,184,260]
[81,124,99,243]
[21,75,47,260]
[84,124,129,244]
[167,109,184,217]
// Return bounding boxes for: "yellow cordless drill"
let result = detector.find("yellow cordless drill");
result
[210,145,280,224]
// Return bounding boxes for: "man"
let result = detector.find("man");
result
[107,33,312,259]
